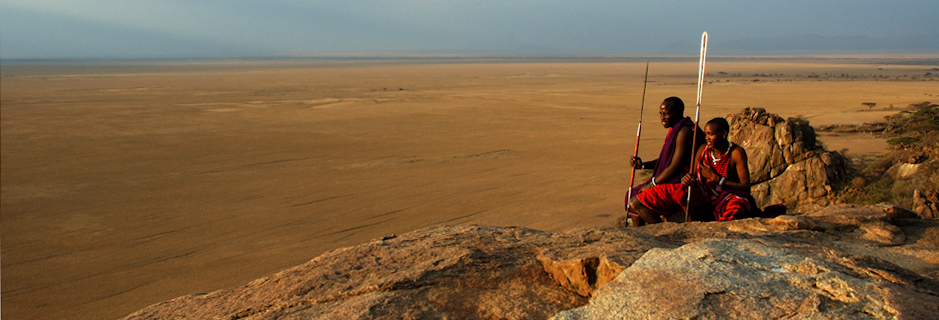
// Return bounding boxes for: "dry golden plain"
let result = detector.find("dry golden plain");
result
[2,57,937,319]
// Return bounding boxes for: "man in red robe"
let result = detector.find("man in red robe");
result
[625,97,704,226]
[630,117,753,224]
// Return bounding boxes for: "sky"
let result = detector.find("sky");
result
[1,0,937,59]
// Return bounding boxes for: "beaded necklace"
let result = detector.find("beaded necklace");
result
[709,142,733,165]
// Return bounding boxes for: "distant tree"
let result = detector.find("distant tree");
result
[862,102,877,111]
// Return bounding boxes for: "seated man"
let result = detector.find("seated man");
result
[625,96,704,226]
[629,117,753,225]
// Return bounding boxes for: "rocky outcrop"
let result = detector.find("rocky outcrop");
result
[815,102,938,218]
[121,226,595,320]
[727,108,847,209]
[914,189,939,219]
[123,205,939,320]
[889,149,939,219]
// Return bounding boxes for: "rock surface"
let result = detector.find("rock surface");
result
[893,156,939,219]
[914,189,939,219]
[726,108,848,209]
[122,205,939,320]
[552,239,939,320]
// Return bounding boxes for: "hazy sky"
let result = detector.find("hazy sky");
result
[2,0,937,59]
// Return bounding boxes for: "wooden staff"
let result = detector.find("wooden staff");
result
[685,31,708,222]
[625,61,650,214]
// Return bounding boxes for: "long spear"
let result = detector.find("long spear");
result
[685,31,708,222]
[625,61,650,214]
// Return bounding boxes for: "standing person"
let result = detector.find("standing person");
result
[630,117,754,225]
[625,96,704,226]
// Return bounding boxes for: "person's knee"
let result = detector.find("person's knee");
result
[628,197,644,210]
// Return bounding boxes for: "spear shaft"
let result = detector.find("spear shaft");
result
[685,31,708,222]
[625,61,650,214]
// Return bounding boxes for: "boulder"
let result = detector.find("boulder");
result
[727,108,847,209]
[885,153,939,218]
[552,239,939,320]
[914,190,939,219]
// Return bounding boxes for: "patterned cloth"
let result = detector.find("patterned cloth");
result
[637,143,753,221]
[697,143,751,221]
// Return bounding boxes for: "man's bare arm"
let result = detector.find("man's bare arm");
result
[682,143,706,186]
[723,148,751,192]
[630,157,659,170]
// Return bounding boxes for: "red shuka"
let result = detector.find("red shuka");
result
[637,143,751,221]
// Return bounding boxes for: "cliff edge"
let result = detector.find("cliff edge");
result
[123,204,939,320]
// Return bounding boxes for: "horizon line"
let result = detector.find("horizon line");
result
[4,52,939,64]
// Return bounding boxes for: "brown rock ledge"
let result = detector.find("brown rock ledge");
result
[123,204,939,320]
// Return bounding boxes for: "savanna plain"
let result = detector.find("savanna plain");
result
[2,56,938,319]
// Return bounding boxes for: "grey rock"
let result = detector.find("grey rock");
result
[551,239,939,320]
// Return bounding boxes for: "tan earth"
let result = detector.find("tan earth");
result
[2,56,937,319]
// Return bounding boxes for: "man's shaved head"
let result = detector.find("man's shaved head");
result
[659,96,686,128]
[706,117,730,133]
[661,96,685,114]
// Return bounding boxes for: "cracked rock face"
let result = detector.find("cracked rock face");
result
[122,205,939,320]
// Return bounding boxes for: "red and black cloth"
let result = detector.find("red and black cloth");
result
[637,143,754,221]
[625,116,704,208]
